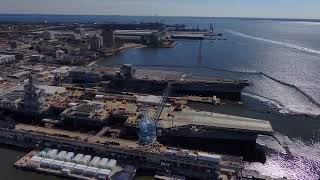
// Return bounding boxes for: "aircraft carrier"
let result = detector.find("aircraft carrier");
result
[68,64,251,101]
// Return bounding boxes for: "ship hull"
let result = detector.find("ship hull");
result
[106,78,248,101]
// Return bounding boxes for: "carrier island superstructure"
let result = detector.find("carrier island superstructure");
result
[0,65,276,180]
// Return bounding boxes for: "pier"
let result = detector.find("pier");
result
[114,30,211,40]
[0,125,243,179]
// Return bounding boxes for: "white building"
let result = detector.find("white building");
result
[0,55,16,65]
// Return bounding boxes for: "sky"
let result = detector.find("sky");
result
[0,0,320,19]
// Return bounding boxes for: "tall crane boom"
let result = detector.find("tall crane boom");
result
[153,83,171,122]
[138,83,171,146]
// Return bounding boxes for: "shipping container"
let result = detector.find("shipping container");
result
[38,148,50,157]
[62,162,76,170]
[79,155,92,165]
[40,158,54,168]
[98,158,109,169]
[64,152,75,162]
[46,149,58,159]
[51,160,65,170]
[85,166,99,177]
[57,151,67,160]
[97,168,111,179]
[89,156,101,167]
[72,164,87,175]
[106,159,117,170]
[72,153,84,163]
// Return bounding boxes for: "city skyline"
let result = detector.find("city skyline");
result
[0,0,320,19]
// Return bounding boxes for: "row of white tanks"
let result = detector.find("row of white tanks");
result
[33,148,117,178]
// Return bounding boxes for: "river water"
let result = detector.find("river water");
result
[0,15,320,179]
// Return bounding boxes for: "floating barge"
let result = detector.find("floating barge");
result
[14,149,135,180]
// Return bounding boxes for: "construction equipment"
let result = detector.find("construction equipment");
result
[138,83,171,146]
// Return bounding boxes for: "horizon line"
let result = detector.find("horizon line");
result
[0,13,320,22]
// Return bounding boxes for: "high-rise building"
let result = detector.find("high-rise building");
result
[90,35,103,50]
[80,29,86,39]
[102,29,115,48]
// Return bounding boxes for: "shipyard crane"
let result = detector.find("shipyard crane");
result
[138,83,172,146]
[153,83,171,124]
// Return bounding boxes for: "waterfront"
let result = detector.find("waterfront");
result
[0,15,320,179]
[92,17,320,179]
[1,103,319,179]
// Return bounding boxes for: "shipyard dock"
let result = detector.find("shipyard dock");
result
[114,30,218,40]
[0,124,243,179]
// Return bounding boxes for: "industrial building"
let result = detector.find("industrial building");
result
[90,35,103,50]
[102,29,115,48]
[0,54,15,65]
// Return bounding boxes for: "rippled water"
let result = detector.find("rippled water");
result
[247,134,320,180]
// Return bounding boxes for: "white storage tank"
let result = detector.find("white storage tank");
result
[85,166,99,177]
[57,151,67,161]
[89,156,101,167]
[64,152,75,162]
[98,158,109,169]
[79,155,92,165]
[106,159,117,170]
[97,169,111,180]
[72,154,84,163]
[46,149,58,159]
[72,164,87,175]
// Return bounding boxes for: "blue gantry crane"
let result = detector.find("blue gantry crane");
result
[138,83,171,146]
